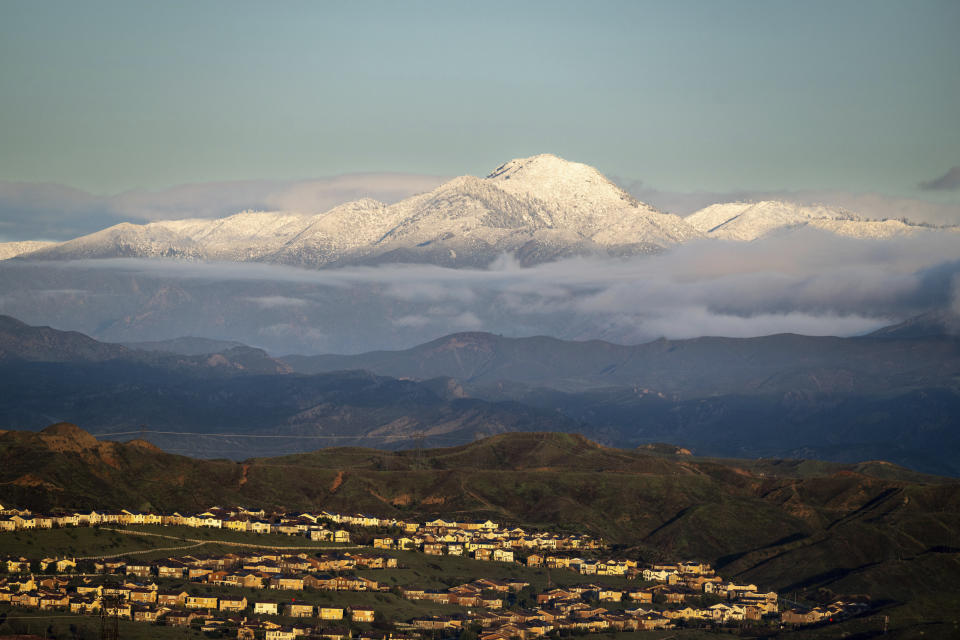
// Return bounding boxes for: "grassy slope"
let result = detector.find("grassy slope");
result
[0,525,344,560]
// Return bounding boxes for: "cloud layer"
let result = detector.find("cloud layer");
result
[4,228,957,354]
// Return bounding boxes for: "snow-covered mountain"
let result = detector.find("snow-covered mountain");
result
[686,200,946,241]
[12,155,702,267]
[7,156,956,268]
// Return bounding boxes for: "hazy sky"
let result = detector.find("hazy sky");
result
[1,0,958,202]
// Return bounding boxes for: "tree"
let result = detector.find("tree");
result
[372,609,391,630]
[515,586,536,608]
[77,559,97,574]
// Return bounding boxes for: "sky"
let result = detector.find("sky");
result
[1,1,959,241]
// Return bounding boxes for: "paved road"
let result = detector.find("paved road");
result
[75,527,364,560]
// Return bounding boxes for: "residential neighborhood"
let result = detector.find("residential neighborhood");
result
[0,503,871,637]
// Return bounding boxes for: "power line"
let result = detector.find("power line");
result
[92,429,465,442]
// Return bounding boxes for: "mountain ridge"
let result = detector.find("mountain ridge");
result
[0,313,290,374]
[6,154,952,269]
[282,322,960,396]
[12,155,700,267]
[685,200,953,241]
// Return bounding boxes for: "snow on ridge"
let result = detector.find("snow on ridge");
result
[685,200,945,241]
[487,153,641,211]
[10,156,957,266]
[16,153,691,266]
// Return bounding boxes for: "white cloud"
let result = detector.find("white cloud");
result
[393,315,432,328]
[43,228,960,346]
[243,295,311,308]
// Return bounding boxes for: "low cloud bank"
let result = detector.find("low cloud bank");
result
[12,228,956,352]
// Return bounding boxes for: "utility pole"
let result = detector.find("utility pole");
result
[413,431,425,467]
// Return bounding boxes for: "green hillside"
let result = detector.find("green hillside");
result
[1,426,959,637]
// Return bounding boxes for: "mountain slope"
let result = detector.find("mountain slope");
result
[264,198,390,267]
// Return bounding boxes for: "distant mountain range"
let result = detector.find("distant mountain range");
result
[1,155,953,268]
[0,313,957,475]
[283,314,960,396]
[0,314,584,458]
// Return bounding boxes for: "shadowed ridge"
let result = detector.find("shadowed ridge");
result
[0,315,130,362]
[0,313,290,374]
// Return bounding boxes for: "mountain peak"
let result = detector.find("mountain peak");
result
[486,153,590,179]
[486,154,640,209]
